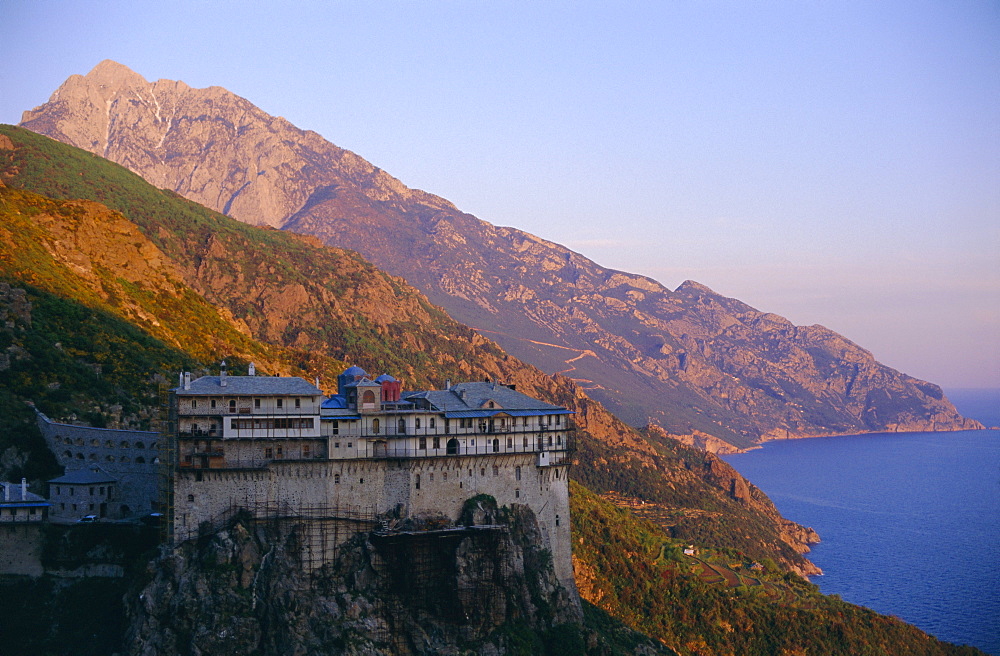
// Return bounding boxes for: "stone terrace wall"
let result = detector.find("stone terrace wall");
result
[36,411,160,516]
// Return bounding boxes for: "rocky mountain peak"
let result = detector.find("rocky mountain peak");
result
[19,66,981,447]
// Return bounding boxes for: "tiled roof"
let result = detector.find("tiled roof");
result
[175,376,323,396]
[0,482,48,504]
[48,467,118,485]
[403,382,568,415]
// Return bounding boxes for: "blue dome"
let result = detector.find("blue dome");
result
[341,365,367,378]
[375,374,397,383]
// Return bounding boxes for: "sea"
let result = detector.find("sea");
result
[722,388,1000,655]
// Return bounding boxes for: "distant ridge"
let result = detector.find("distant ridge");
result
[20,60,982,448]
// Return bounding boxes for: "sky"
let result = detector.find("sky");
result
[2,1,998,388]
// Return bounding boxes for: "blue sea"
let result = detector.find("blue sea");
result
[722,389,1000,655]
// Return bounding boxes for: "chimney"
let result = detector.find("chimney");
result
[220,360,227,387]
[178,372,184,388]
[21,478,27,500]
[314,376,320,389]
[183,372,191,390]
[445,379,451,390]
[3,483,9,502]
[248,362,256,376]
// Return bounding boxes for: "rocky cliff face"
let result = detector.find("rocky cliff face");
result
[125,505,604,656]
[20,61,979,447]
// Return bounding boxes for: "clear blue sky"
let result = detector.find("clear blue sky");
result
[3,1,998,388]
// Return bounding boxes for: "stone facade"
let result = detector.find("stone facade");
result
[36,411,160,518]
[170,366,576,591]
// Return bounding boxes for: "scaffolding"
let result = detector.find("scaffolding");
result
[157,384,176,545]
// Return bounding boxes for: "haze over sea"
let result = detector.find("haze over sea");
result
[723,389,1000,655]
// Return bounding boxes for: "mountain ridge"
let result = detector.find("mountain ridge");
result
[19,60,981,448]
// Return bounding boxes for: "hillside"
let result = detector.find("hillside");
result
[18,59,980,449]
[2,125,986,654]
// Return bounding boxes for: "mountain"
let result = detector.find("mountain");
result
[19,60,980,450]
[0,124,821,578]
[1,126,987,655]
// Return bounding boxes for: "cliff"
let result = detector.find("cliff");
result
[124,504,665,656]
[19,60,981,448]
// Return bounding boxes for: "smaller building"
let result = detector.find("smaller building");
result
[48,467,120,521]
[0,479,49,523]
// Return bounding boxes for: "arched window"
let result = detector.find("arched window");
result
[136,456,146,464]
[415,474,421,490]
[88,453,97,461]
[135,442,145,449]
[372,418,381,434]
[398,419,406,434]
[121,441,130,448]
[429,418,436,429]
[75,453,84,460]
[361,390,376,409]
[229,399,237,412]
[62,450,72,459]
[105,440,114,448]
[492,439,499,453]
[91,439,99,447]
[446,438,460,455]
[415,418,421,429]
[515,466,522,481]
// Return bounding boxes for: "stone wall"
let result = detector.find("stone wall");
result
[173,453,575,592]
[36,411,160,516]
[0,523,44,576]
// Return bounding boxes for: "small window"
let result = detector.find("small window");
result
[303,444,311,458]
[419,437,427,450]
[276,446,283,459]
[277,399,283,408]
[89,487,95,496]
[334,442,340,448]
[372,419,381,434]
[492,465,499,477]
[359,477,364,484]
[100,487,105,495]
[433,437,440,449]
[515,489,520,499]
[415,474,421,490]
[190,399,197,409]
[480,468,486,477]
[347,442,353,448]
[187,494,194,502]
[265,447,273,458]
[211,399,217,408]
[415,418,421,429]
[136,456,146,464]
[429,418,436,429]
[295,398,301,409]
[229,400,236,412]
[515,466,522,481]
[254,399,261,408]
[334,474,341,484]
[135,441,145,449]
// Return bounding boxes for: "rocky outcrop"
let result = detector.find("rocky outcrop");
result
[126,506,589,656]
[19,61,979,448]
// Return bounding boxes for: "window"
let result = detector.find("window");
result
[229,400,236,412]
[303,444,311,458]
[89,487,94,496]
[555,515,561,526]
[135,441,145,449]
[277,399,283,408]
[507,438,513,449]
[515,466,522,481]
[415,418,421,429]
[515,489,520,499]
[372,419,380,434]
[429,418,436,429]
[480,468,486,476]
[276,446,283,459]
[265,447,273,458]
[419,437,427,450]
[415,474,421,490]
[492,465,499,476]
[187,494,194,502]
[295,398,301,408]
[100,487,105,495]
[334,474,340,484]
[556,415,562,425]
[70,488,75,496]
[136,456,146,464]
[399,419,406,433]
[433,437,440,449]
[191,399,197,409]
[334,442,340,448]
[492,439,499,453]
[211,399,217,408]
[254,398,261,408]
[332,421,339,435]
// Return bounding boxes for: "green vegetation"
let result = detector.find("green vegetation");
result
[571,482,981,656]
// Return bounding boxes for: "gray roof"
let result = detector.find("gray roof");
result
[175,375,323,396]
[403,382,569,415]
[48,468,119,485]
[0,482,48,504]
